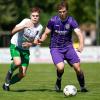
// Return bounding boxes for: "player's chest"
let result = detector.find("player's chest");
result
[54,22,71,35]
[24,27,39,37]
[54,22,71,30]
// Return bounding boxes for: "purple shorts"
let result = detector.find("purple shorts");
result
[50,47,80,65]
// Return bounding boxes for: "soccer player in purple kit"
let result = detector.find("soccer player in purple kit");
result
[39,1,88,92]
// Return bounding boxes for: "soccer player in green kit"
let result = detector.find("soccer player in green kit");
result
[2,7,43,91]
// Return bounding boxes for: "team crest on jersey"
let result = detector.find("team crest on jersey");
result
[27,29,31,33]
[65,24,70,29]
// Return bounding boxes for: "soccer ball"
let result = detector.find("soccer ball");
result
[63,85,77,96]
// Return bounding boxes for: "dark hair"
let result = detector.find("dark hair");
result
[57,1,68,11]
[31,7,41,13]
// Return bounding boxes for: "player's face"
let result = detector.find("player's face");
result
[58,7,67,20]
[30,12,39,24]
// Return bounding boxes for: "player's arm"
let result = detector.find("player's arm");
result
[22,39,40,48]
[32,27,50,45]
[40,27,51,42]
[22,38,41,48]
[22,27,51,47]
[31,25,43,45]
[22,42,33,48]
[74,28,84,52]
[39,17,53,42]
[11,25,25,35]
[11,19,33,35]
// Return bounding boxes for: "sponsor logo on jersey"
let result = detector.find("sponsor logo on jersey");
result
[65,24,70,29]
[55,30,67,35]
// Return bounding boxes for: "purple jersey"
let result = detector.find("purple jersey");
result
[47,16,79,48]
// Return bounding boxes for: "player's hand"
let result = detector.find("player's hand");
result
[33,39,42,45]
[38,39,43,43]
[22,42,32,48]
[77,45,84,53]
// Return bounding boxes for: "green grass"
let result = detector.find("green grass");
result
[0,63,100,100]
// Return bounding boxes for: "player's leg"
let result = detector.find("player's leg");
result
[10,44,21,73]
[10,49,29,85]
[6,44,21,82]
[6,61,19,83]
[10,66,27,85]
[50,48,64,91]
[65,47,88,92]
[55,62,64,91]
[3,57,21,91]
[3,44,21,91]
[72,63,88,92]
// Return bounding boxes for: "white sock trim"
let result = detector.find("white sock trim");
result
[5,83,9,86]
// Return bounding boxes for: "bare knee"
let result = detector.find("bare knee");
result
[14,61,21,66]
[13,57,21,66]
[56,62,64,72]
[73,63,81,73]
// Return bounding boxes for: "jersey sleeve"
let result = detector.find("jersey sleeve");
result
[16,18,29,27]
[70,17,79,29]
[47,18,54,30]
[34,25,43,40]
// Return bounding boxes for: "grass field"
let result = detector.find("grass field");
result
[0,63,100,100]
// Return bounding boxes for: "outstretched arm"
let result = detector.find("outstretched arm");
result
[11,19,33,35]
[74,28,84,52]
[11,25,25,35]
[40,27,51,42]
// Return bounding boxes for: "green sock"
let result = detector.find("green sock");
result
[10,73,22,85]
[9,62,18,73]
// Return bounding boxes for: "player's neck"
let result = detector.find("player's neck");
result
[34,23,39,27]
[59,16,68,22]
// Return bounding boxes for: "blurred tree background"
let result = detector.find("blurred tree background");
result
[0,0,100,46]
